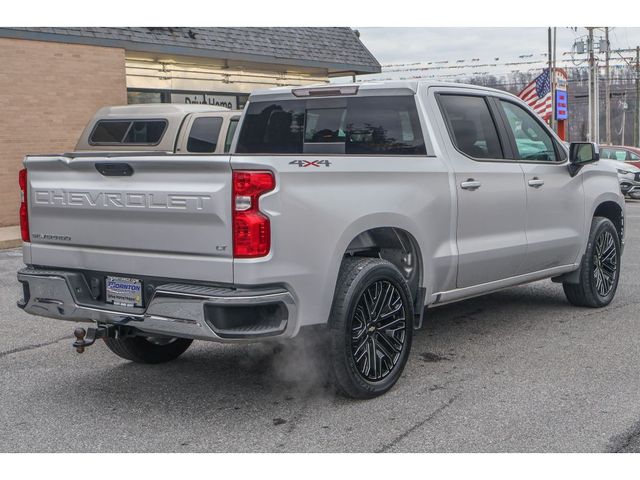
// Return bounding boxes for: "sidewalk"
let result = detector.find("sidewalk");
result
[0,226,21,250]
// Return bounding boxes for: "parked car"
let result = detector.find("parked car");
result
[600,158,640,199]
[16,82,625,398]
[600,145,640,168]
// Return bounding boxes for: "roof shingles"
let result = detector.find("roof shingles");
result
[1,27,380,73]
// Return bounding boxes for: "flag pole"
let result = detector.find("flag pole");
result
[548,27,553,128]
[552,27,557,132]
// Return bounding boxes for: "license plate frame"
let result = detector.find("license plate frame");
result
[105,276,143,308]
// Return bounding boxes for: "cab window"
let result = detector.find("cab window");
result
[438,94,504,159]
[499,101,557,161]
[224,117,240,153]
[236,96,426,155]
[187,117,223,153]
[305,108,346,143]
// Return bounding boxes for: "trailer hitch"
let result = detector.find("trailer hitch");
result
[73,325,121,353]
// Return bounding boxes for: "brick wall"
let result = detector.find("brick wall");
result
[0,38,126,227]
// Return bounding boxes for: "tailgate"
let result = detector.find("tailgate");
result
[24,154,233,283]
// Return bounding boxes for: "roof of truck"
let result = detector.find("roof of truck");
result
[249,80,517,100]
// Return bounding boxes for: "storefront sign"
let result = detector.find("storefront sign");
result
[554,68,568,121]
[555,90,568,120]
[170,93,237,110]
[555,74,567,91]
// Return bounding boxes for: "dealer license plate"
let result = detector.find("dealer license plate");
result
[105,276,143,307]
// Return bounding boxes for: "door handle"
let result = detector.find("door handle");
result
[95,163,134,177]
[460,179,481,190]
[528,177,544,188]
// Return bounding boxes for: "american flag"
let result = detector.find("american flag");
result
[518,69,552,121]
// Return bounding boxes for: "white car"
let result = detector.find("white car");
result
[600,158,640,199]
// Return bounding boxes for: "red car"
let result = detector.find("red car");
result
[600,145,640,168]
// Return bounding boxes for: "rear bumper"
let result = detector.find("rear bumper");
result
[17,267,297,342]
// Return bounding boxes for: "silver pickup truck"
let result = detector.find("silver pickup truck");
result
[17,82,624,398]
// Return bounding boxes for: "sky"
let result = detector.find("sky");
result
[354,27,640,81]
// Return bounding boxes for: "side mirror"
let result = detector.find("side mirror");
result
[568,142,599,177]
[570,142,599,165]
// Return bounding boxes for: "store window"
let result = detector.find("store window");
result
[127,89,246,110]
[127,91,163,104]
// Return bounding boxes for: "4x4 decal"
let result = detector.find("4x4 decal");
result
[289,160,332,168]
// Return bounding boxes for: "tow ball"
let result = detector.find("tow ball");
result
[72,325,115,353]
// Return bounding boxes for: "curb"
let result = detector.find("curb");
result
[0,238,21,250]
[0,226,21,250]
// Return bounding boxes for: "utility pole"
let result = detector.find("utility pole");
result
[621,94,627,144]
[605,27,611,145]
[635,46,640,147]
[587,27,599,143]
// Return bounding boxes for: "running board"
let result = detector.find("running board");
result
[430,264,578,307]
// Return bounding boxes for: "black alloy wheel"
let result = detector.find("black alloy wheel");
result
[592,229,617,297]
[563,216,621,308]
[328,257,414,399]
[351,280,407,381]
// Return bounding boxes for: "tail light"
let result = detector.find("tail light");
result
[18,168,30,242]
[232,170,275,258]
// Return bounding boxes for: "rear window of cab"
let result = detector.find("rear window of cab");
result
[236,95,426,155]
[90,119,167,145]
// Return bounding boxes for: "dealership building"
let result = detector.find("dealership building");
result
[0,27,380,229]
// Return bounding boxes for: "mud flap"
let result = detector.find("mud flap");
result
[551,256,584,285]
[413,286,426,329]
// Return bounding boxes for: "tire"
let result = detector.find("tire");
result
[104,336,192,364]
[328,257,414,399]
[563,216,621,308]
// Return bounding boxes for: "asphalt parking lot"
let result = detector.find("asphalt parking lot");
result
[2,203,640,453]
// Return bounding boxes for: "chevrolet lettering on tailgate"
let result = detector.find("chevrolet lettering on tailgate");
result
[33,190,212,211]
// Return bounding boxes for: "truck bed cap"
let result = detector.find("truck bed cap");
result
[75,104,236,152]
[93,103,229,119]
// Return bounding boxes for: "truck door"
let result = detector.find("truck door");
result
[495,99,585,274]
[435,91,527,288]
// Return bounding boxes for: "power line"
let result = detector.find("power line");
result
[379,60,636,79]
